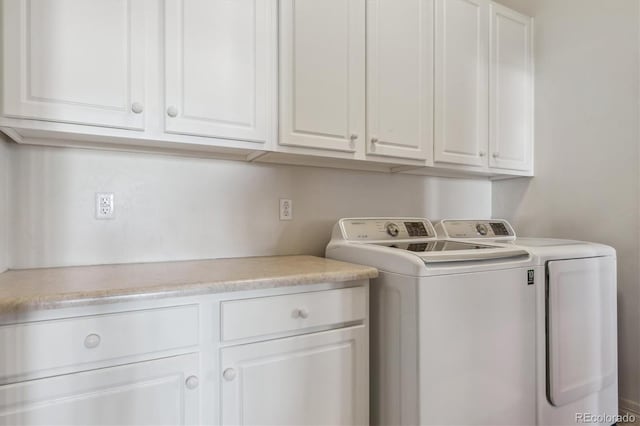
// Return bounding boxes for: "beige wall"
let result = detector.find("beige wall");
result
[7,144,491,269]
[0,136,9,273]
[493,0,640,411]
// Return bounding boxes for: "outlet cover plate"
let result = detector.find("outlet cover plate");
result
[96,192,115,219]
[279,199,293,221]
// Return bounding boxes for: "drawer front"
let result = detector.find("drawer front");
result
[221,286,367,341]
[0,305,199,381]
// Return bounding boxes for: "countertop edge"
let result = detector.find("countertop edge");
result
[0,264,378,314]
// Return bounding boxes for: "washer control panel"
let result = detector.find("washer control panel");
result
[436,219,516,240]
[339,218,436,241]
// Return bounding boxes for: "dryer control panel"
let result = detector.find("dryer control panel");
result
[435,219,516,241]
[338,218,437,241]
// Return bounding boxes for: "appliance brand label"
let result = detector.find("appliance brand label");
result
[527,269,535,285]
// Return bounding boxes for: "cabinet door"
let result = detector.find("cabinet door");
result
[434,0,489,167]
[279,0,366,153]
[220,327,368,426]
[1,0,146,130]
[367,0,434,161]
[164,0,276,144]
[489,3,533,172]
[0,354,200,426]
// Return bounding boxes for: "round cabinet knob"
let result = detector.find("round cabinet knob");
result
[293,308,309,319]
[223,368,236,381]
[348,134,358,149]
[476,223,488,236]
[479,151,486,157]
[167,106,179,118]
[385,222,400,237]
[185,375,199,390]
[131,102,144,114]
[84,333,101,349]
[492,152,500,158]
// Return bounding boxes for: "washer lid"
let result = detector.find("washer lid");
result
[375,240,529,263]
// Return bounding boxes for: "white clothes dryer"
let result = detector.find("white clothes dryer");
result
[436,219,618,426]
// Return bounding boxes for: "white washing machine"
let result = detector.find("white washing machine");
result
[326,217,538,426]
[435,219,618,426]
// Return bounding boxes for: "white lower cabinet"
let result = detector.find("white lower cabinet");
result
[0,354,200,426]
[220,326,368,426]
[0,282,369,426]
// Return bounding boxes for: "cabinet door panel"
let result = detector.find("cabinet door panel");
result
[489,3,533,172]
[434,0,488,167]
[367,0,434,160]
[279,0,366,153]
[1,0,146,130]
[0,354,200,426]
[221,327,368,426]
[164,0,276,143]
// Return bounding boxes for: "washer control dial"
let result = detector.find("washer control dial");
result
[475,223,488,236]
[385,222,400,237]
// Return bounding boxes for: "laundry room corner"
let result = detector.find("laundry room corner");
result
[492,0,640,415]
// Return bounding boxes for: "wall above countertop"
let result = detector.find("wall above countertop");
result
[4,140,491,270]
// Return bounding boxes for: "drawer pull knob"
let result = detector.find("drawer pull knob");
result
[223,368,236,381]
[131,102,144,114]
[167,106,179,118]
[185,375,199,389]
[84,333,101,349]
[293,308,309,319]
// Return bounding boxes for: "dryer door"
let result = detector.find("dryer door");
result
[547,256,617,406]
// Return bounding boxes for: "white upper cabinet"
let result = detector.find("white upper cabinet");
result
[489,2,533,172]
[434,0,489,167]
[164,0,276,144]
[1,0,147,130]
[279,0,366,153]
[366,0,434,160]
[0,0,533,177]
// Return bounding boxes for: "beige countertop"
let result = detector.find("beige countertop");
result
[0,255,378,313]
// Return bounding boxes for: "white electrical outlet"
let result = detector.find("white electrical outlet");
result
[280,199,293,221]
[96,193,115,219]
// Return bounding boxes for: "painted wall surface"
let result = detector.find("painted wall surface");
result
[8,144,491,269]
[492,0,640,412]
[0,136,9,273]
